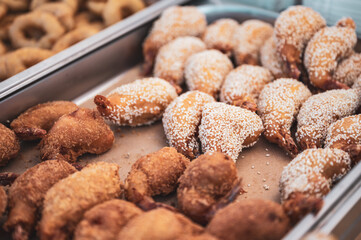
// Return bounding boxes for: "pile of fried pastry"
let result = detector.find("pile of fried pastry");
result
[0,5,360,240]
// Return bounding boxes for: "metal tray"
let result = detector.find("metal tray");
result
[0,2,360,240]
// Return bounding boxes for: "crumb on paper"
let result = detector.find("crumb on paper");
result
[263,179,266,182]
[263,185,270,190]
[265,153,270,157]
[251,165,255,169]
[266,161,270,165]
[247,184,251,187]
[257,171,261,175]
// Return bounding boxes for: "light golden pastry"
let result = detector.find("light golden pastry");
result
[260,36,287,78]
[333,52,361,87]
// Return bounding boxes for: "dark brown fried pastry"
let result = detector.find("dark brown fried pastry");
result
[39,108,114,162]
[11,101,78,141]
[4,160,77,240]
[0,123,20,167]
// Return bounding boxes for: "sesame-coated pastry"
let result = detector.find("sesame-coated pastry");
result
[258,78,311,156]
[274,6,326,79]
[333,52,361,87]
[0,123,20,167]
[163,91,215,159]
[260,37,288,79]
[94,78,178,126]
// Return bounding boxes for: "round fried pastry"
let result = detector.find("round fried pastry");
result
[30,0,78,12]
[86,0,106,16]
[0,123,20,167]
[102,0,145,27]
[34,2,75,31]
[0,0,28,12]
[260,36,287,78]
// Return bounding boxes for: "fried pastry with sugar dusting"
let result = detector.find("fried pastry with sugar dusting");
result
[296,88,361,150]
[143,6,206,73]
[0,123,20,167]
[258,78,311,156]
[260,37,287,78]
[202,18,238,55]
[333,52,361,87]
[0,186,7,217]
[304,18,357,90]
[274,6,326,79]
[185,50,233,97]
[232,19,273,66]
[40,108,114,162]
[154,36,206,86]
[199,102,263,161]
[220,64,273,112]
[94,78,178,126]
[280,148,351,223]
[163,91,215,159]
[10,101,78,141]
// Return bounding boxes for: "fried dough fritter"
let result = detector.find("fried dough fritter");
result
[0,123,20,167]
[154,36,206,86]
[304,18,357,90]
[39,162,122,240]
[94,78,178,127]
[116,208,204,240]
[39,108,114,162]
[199,102,263,161]
[125,147,190,203]
[232,19,273,66]
[0,186,7,217]
[333,52,361,87]
[220,64,273,112]
[4,160,77,240]
[163,91,215,159]
[260,36,287,79]
[258,78,311,156]
[296,89,360,150]
[10,101,78,140]
[274,6,326,79]
[74,199,143,240]
[177,152,238,224]
[143,6,207,73]
[207,199,290,240]
[202,18,239,55]
[280,148,351,223]
[184,50,233,98]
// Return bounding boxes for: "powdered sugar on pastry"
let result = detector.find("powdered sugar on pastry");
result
[333,53,361,87]
[260,37,287,78]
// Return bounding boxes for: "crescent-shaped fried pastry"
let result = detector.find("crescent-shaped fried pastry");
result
[0,186,7,217]
[39,108,114,162]
[274,6,326,79]
[304,18,357,90]
[258,78,311,156]
[185,50,233,97]
[0,123,20,167]
[74,199,143,240]
[202,18,239,55]
[177,152,238,224]
[260,37,287,79]
[94,78,178,126]
[10,101,78,140]
[220,65,273,111]
[232,19,273,66]
[333,52,361,87]
[199,102,263,161]
[325,114,361,164]
[143,6,206,73]
[4,160,77,240]
[163,91,215,159]
[280,148,351,223]
[296,89,360,150]
[39,162,122,240]
[154,36,206,86]
[125,147,190,203]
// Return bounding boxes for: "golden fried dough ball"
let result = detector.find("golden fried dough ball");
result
[0,186,7,217]
[163,91,215,159]
[39,162,122,240]
[202,18,238,55]
[154,36,206,86]
[143,6,207,73]
[207,199,290,240]
[258,78,311,156]
[199,102,263,161]
[10,100,78,140]
[185,50,233,97]
[177,152,237,224]
[94,78,178,126]
[274,6,326,79]
[325,114,361,164]
[220,64,273,112]
[74,199,143,240]
[280,148,351,223]
[116,208,204,240]
[0,123,20,167]
[296,89,360,150]
[304,19,357,90]
[4,160,77,240]
[233,19,273,66]
[39,108,114,162]
[125,147,190,203]
[260,36,287,78]
[334,52,361,87]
